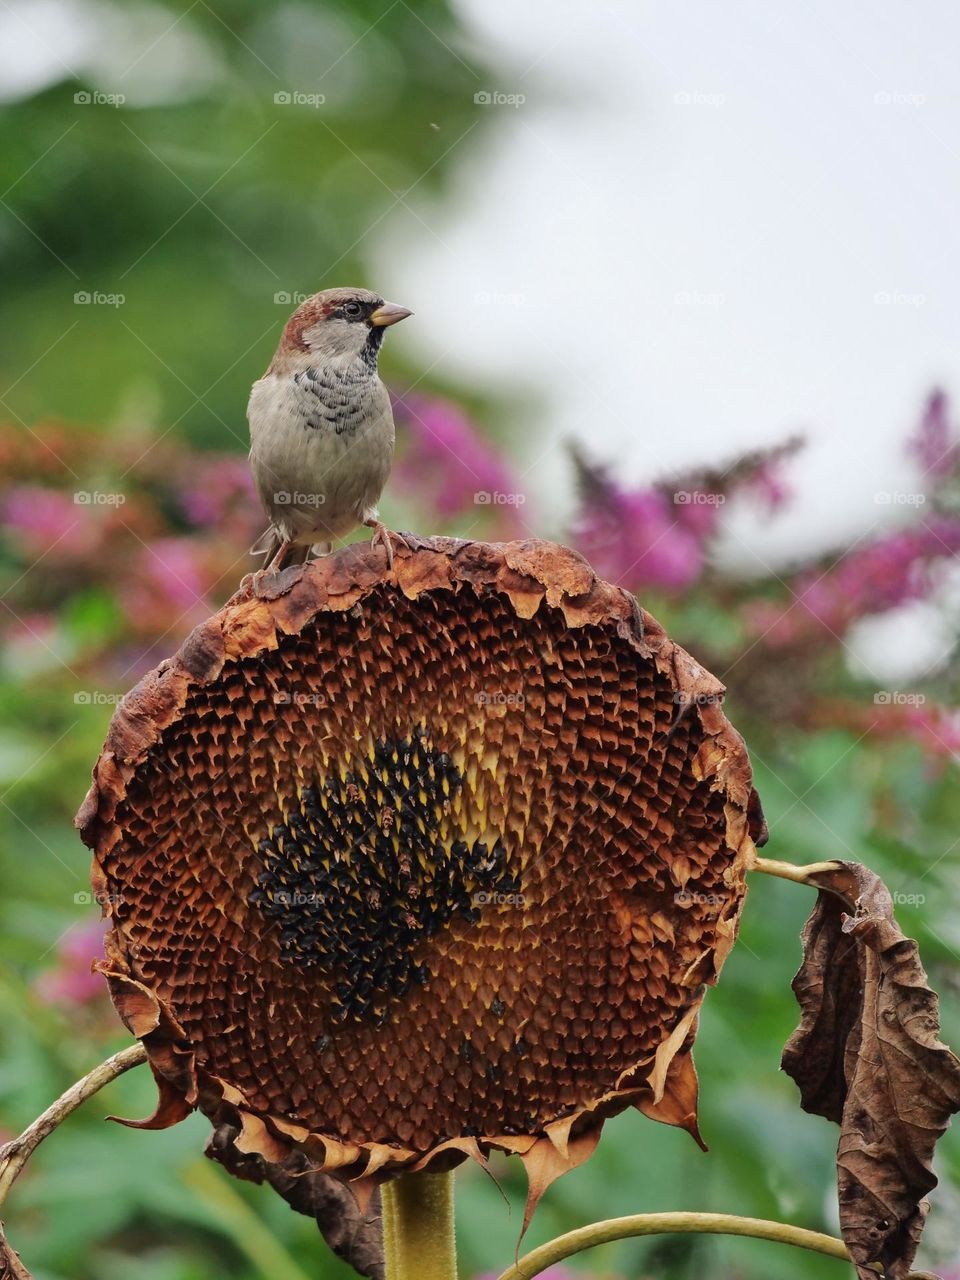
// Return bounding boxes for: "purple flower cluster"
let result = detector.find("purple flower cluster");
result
[910,388,957,481]
[35,919,108,1005]
[568,439,797,592]
[573,477,706,590]
[747,459,792,512]
[176,453,257,536]
[393,394,526,533]
[0,426,266,672]
[2,484,102,559]
[750,517,960,646]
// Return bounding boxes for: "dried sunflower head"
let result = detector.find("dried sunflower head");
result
[77,537,765,1222]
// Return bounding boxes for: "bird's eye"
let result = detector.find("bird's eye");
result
[343,301,363,319]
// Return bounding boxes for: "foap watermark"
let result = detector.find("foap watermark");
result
[673,690,725,710]
[274,890,324,906]
[74,889,124,906]
[891,889,926,907]
[673,90,725,108]
[474,90,526,108]
[274,290,311,306]
[874,290,926,307]
[874,90,926,108]
[474,289,526,306]
[473,890,525,907]
[475,690,525,710]
[274,490,325,506]
[674,889,727,909]
[674,490,725,507]
[474,490,525,506]
[874,490,926,507]
[274,90,326,108]
[74,690,124,706]
[274,690,328,708]
[74,89,125,108]
[674,289,725,307]
[874,690,926,707]
[74,291,125,307]
[74,490,125,506]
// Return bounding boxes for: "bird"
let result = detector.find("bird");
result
[247,286,412,572]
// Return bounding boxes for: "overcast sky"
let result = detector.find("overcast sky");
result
[379,0,960,573]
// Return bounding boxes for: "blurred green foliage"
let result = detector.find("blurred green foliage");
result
[0,0,487,441]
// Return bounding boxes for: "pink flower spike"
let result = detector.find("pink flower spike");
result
[571,451,705,592]
[393,393,526,530]
[35,918,108,1006]
[910,388,957,481]
[748,460,792,512]
[2,485,102,558]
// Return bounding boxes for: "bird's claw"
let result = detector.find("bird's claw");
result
[366,522,409,569]
[265,539,292,573]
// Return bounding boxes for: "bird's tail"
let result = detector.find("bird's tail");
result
[249,525,331,567]
[249,524,278,558]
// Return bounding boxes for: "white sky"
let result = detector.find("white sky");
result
[379,0,960,570]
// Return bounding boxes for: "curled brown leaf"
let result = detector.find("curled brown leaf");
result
[781,859,960,1279]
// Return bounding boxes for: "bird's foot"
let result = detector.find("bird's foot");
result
[365,521,409,569]
[265,539,292,573]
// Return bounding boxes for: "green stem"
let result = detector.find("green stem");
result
[382,1171,457,1280]
[495,1212,853,1280]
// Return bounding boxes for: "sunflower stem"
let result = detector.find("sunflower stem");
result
[0,1041,147,1207]
[752,856,842,884]
[382,1170,457,1280]
[494,1211,854,1279]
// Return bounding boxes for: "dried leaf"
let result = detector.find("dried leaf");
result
[782,860,960,1279]
[206,1121,384,1280]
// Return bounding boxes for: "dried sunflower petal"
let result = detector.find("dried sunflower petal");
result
[77,537,764,1223]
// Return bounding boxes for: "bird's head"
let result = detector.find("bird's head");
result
[271,286,412,370]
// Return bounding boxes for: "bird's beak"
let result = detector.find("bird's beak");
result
[370,302,413,327]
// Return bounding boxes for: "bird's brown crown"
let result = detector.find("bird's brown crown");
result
[272,287,385,365]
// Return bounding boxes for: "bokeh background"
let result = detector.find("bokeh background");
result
[1,2,959,1278]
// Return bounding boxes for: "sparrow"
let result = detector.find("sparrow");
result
[247,286,412,571]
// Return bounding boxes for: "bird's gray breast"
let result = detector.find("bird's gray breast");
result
[247,364,394,544]
[293,364,381,435]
